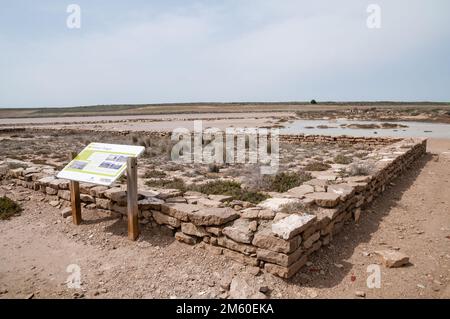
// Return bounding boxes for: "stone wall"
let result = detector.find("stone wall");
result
[0,136,427,279]
[280,134,402,146]
[3,127,401,146]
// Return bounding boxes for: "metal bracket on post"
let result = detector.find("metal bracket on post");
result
[127,156,139,241]
[69,151,82,225]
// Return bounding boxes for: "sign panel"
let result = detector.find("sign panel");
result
[57,143,145,186]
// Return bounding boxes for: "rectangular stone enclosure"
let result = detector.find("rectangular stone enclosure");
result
[0,134,427,279]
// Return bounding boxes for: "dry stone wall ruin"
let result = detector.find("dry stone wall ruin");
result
[0,134,427,279]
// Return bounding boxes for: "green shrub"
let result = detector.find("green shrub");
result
[145,178,187,191]
[262,171,312,193]
[144,170,167,179]
[354,151,369,159]
[304,161,331,171]
[146,178,269,204]
[191,180,241,195]
[7,162,28,169]
[31,159,48,165]
[190,180,268,204]
[347,162,374,176]
[333,154,353,164]
[0,196,22,220]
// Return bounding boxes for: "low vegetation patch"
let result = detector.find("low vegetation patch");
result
[145,178,268,204]
[144,169,167,179]
[347,162,375,176]
[304,161,331,171]
[333,154,353,164]
[262,171,312,193]
[0,196,22,220]
[145,178,187,190]
[190,180,269,204]
[7,162,28,170]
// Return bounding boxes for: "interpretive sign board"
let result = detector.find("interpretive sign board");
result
[57,143,145,186]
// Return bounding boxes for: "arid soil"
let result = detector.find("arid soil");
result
[1,139,449,299]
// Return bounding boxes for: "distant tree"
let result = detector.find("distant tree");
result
[310,99,318,105]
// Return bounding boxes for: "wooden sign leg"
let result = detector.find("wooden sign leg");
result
[69,152,82,225]
[127,156,139,240]
[70,180,82,225]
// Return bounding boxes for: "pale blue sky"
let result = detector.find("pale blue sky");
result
[1,0,449,108]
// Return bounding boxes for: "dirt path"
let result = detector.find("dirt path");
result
[1,139,449,299]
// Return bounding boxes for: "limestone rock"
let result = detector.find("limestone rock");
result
[205,226,222,236]
[285,184,315,198]
[197,197,223,208]
[344,176,371,183]
[222,248,258,266]
[217,237,257,255]
[165,197,187,204]
[161,203,199,222]
[327,183,354,200]
[156,189,183,200]
[188,207,239,226]
[256,246,304,267]
[305,192,340,208]
[79,183,95,194]
[240,207,260,219]
[252,228,300,254]
[181,223,209,237]
[303,231,321,249]
[80,194,95,203]
[95,198,113,210]
[304,179,328,189]
[259,197,301,212]
[103,187,127,204]
[271,214,316,240]
[48,179,69,190]
[258,209,276,220]
[264,255,308,279]
[374,250,410,268]
[9,167,24,178]
[273,212,290,223]
[153,211,181,228]
[138,197,164,210]
[49,200,59,207]
[315,207,341,227]
[57,190,71,201]
[61,207,72,218]
[37,176,55,187]
[222,219,255,244]
[24,167,40,175]
[208,194,233,203]
[89,185,109,197]
[175,232,197,245]
[229,276,267,299]
[45,187,58,195]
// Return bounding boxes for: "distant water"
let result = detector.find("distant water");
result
[282,119,450,139]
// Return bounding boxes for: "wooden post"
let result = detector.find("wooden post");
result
[127,156,139,241]
[69,152,82,225]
